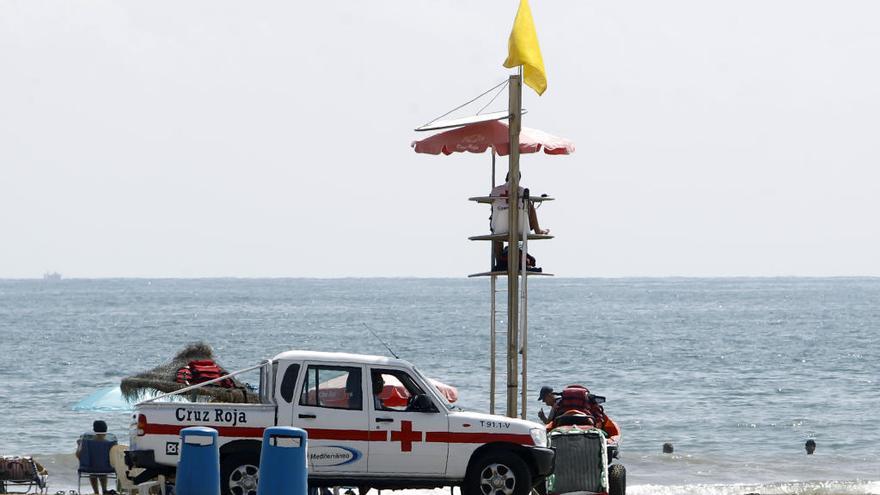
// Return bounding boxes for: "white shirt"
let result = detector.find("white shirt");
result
[490,184,526,206]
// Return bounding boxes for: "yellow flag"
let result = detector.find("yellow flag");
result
[503,0,547,95]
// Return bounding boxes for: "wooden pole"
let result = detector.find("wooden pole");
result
[490,152,497,415]
[506,74,522,418]
[520,189,529,420]
[490,275,496,415]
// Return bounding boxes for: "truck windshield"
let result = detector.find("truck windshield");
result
[413,367,459,411]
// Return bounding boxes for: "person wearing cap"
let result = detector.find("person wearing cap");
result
[76,420,112,494]
[536,386,560,424]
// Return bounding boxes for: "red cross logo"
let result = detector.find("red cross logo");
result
[390,420,423,452]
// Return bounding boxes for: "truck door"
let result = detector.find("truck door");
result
[295,363,370,474]
[366,367,449,475]
[274,361,301,426]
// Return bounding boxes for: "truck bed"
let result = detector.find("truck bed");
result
[132,402,276,466]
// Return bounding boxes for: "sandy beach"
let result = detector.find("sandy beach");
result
[13,450,880,495]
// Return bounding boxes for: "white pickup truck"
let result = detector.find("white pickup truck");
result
[126,351,554,495]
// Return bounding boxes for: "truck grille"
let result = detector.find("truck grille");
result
[551,430,606,494]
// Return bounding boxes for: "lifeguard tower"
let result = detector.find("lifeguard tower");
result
[412,74,574,419]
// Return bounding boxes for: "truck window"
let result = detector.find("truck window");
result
[279,363,301,403]
[299,365,363,410]
[370,368,437,412]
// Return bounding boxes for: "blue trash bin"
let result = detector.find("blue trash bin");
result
[177,427,220,495]
[257,426,308,495]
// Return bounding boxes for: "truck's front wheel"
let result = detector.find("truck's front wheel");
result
[221,454,260,495]
[466,451,532,495]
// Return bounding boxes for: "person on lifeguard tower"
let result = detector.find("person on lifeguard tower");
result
[490,172,549,236]
[490,172,549,271]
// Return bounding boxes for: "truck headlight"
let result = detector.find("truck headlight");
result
[530,428,547,447]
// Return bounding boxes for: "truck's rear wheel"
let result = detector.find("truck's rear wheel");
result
[466,451,532,495]
[221,454,260,495]
[608,463,626,495]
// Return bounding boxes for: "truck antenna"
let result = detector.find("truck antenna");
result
[362,322,399,359]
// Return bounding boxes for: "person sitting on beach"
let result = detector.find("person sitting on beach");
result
[76,420,115,495]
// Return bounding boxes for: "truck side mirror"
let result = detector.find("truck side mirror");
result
[409,393,436,412]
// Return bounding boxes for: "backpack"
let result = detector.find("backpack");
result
[175,360,234,388]
[557,385,590,414]
[188,360,223,382]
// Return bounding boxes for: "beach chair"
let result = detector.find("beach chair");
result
[0,455,48,494]
[77,434,118,495]
[109,445,164,495]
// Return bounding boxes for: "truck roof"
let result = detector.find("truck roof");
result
[271,350,409,367]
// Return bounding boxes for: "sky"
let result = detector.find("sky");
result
[2,0,879,278]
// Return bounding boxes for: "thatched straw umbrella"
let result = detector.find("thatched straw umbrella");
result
[120,342,257,403]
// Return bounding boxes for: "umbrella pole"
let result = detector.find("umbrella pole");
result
[506,74,522,419]
[491,150,496,188]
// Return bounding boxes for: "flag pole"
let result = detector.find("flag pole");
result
[506,72,522,419]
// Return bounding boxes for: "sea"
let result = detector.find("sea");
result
[0,278,877,494]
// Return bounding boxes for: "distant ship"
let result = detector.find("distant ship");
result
[42,271,62,281]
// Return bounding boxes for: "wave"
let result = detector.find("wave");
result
[629,480,880,495]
